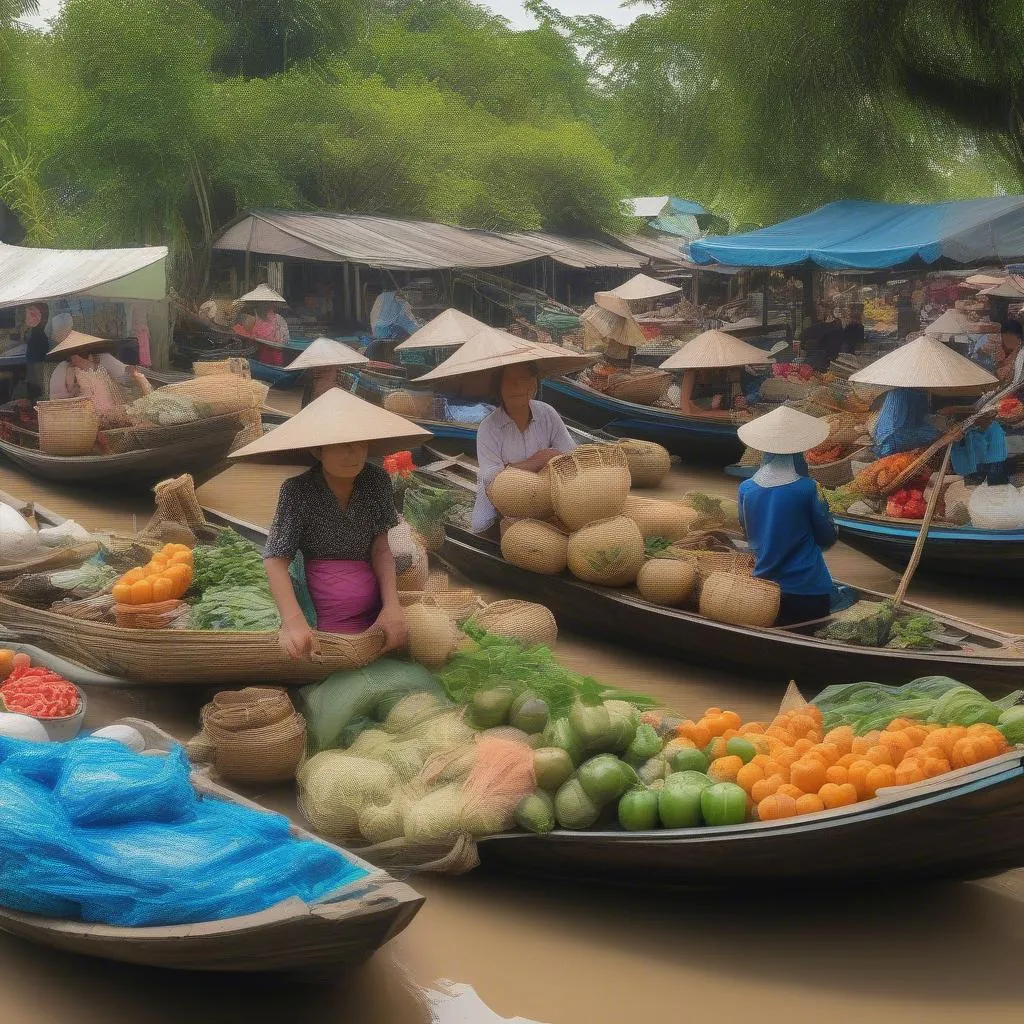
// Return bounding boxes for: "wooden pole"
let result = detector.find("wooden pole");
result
[891,442,953,613]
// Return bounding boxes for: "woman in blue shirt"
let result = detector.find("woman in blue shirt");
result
[737,406,838,626]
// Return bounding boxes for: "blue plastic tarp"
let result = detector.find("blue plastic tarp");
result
[689,196,1024,270]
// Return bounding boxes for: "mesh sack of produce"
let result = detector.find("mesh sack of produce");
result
[549,444,631,531]
[75,368,149,428]
[636,558,696,606]
[567,516,644,586]
[967,483,1024,530]
[151,375,269,419]
[500,519,569,575]
[488,466,552,519]
[192,358,251,379]
[679,492,741,532]
[126,390,200,427]
[468,599,557,649]
[617,439,671,488]
[36,398,99,456]
[700,571,780,627]
[403,481,466,552]
[622,495,696,541]
[405,602,467,668]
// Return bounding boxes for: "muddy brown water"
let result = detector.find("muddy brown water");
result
[1,436,1023,1024]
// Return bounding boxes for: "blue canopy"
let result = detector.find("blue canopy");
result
[688,196,1024,270]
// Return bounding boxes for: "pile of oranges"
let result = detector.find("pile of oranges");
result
[676,704,1011,823]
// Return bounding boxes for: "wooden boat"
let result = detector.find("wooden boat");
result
[833,512,1024,578]
[724,462,756,480]
[541,374,744,463]
[437,523,1024,694]
[478,748,1024,887]
[0,718,423,971]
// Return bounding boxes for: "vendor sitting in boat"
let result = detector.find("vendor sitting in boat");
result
[737,406,838,626]
[233,285,290,366]
[871,386,941,458]
[228,389,433,659]
[46,330,148,401]
[678,367,749,417]
[283,337,370,409]
[995,319,1023,388]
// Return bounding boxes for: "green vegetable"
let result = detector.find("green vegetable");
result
[569,700,615,753]
[604,699,639,751]
[726,737,757,764]
[997,706,1024,745]
[510,691,549,734]
[554,777,600,830]
[577,754,631,805]
[541,718,584,766]
[637,756,668,785]
[470,687,513,729]
[929,685,1001,727]
[625,723,662,764]
[515,791,556,834]
[618,786,660,831]
[532,747,575,791]
[191,530,268,593]
[671,747,709,774]
[644,537,672,557]
[49,561,119,595]
[658,774,705,828]
[188,584,280,631]
[671,770,714,790]
[700,782,748,826]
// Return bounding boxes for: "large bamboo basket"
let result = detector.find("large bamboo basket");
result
[617,439,671,487]
[700,572,780,628]
[500,519,569,575]
[0,595,384,685]
[469,599,558,648]
[37,398,99,456]
[489,466,552,520]
[566,516,644,586]
[622,495,696,540]
[549,444,631,531]
[604,369,671,405]
[636,559,696,606]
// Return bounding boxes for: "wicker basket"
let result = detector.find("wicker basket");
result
[207,687,294,729]
[470,599,558,648]
[383,391,434,418]
[549,444,631,531]
[808,446,869,489]
[738,445,764,468]
[636,559,696,606]
[501,519,569,575]
[824,412,866,445]
[622,495,696,540]
[660,547,755,583]
[700,571,780,628]
[489,466,552,519]
[203,706,306,783]
[193,358,251,379]
[567,516,645,586]
[156,375,269,417]
[604,369,671,406]
[405,602,465,668]
[36,398,99,456]
[617,439,671,487]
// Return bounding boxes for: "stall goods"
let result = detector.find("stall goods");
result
[617,439,671,488]
[549,444,631,531]
[566,516,645,586]
[500,520,569,575]
[112,543,194,605]
[0,658,81,719]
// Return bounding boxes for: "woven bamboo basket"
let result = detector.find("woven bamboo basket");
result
[470,599,558,648]
[207,686,294,729]
[549,444,631,531]
[567,516,644,586]
[738,445,764,469]
[617,439,671,487]
[659,547,755,584]
[383,391,434,418]
[823,412,866,445]
[145,474,208,532]
[679,493,741,533]
[500,519,569,575]
[156,375,269,417]
[808,446,869,489]
[231,408,264,451]
[0,595,384,684]
[700,571,780,628]
[489,466,552,519]
[397,551,429,591]
[622,495,696,540]
[203,709,306,784]
[636,559,696,606]
[106,412,243,454]
[405,602,465,668]
[192,358,251,379]
[36,398,99,456]
[604,369,671,406]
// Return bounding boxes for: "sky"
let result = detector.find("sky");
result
[22,0,638,31]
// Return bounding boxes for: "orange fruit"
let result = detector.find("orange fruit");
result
[836,752,859,768]
[790,758,826,794]
[679,720,711,749]
[720,710,742,732]
[864,745,895,767]
[704,706,723,718]
[848,759,878,800]
[795,793,825,816]
[751,774,785,804]
[706,736,730,761]
[740,721,766,735]
[894,761,926,786]
[863,764,896,798]
[903,725,928,746]
[777,783,804,800]
[923,756,950,778]
[793,738,814,755]
[851,730,882,755]
[950,737,989,769]
[708,755,744,783]
[823,726,855,753]
[879,731,914,761]
[746,734,772,755]
[751,753,772,768]
[819,782,858,809]
[736,762,765,793]
[758,793,798,821]
[825,764,849,785]
[789,713,816,738]
[766,727,797,747]
[704,714,730,738]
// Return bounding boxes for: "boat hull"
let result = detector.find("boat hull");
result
[480,752,1024,887]
[438,524,1024,693]
[541,376,743,463]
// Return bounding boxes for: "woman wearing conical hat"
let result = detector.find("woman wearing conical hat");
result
[230,390,432,658]
[737,407,838,626]
[234,285,291,365]
[46,330,149,402]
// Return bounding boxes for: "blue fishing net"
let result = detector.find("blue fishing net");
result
[0,736,369,926]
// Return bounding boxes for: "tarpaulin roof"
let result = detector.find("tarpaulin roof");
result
[0,242,167,309]
[612,233,689,266]
[688,196,1024,271]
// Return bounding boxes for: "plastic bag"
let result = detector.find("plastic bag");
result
[968,482,1024,530]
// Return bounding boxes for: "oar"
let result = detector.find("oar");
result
[890,442,954,614]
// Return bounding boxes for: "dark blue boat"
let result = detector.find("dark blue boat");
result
[724,463,756,480]
[541,375,743,463]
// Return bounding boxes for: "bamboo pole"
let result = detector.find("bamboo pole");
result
[891,442,953,613]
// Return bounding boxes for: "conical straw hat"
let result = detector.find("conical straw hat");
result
[964,272,1006,289]
[659,329,773,371]
[607,273,681,302]
[415,326,594,396]
[229,387,432,460]
[737,405,830,455]
[849,335,997,389]
[924,309,975,338]
[285,337,369,371]
[46,330,116,360]
[238,284,286,304]
[395,308,488,351]
[580,304,646,347]
[979,280,1024,299]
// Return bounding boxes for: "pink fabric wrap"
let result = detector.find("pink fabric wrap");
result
[304,559,381,634]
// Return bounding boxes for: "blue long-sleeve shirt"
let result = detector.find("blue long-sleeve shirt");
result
[738,476,837,596]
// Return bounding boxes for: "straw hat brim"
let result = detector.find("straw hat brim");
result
[395,308,489,351]
[239,285,287,304]
[285,338,369,371]
[45,331,116,360]
[659,329,773,371]
[737,406,830,455]
[229,387,432,461]
[849,335,997,389]
[607,273,681,302]
[923,309,975,338]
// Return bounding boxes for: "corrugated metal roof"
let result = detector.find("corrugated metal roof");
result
[612,234,687,265]
[498,231,645,269]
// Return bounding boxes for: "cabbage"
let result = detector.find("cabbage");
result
[997,707,1024,746]
[928,686,1001,727]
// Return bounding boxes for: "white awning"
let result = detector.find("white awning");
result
[0,242,167,309]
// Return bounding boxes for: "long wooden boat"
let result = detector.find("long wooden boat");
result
[541,375,744,463]
[478,748,1024,887]
[437,523,1024,694]
[0,718,423,971]
[833,512,1024,578]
